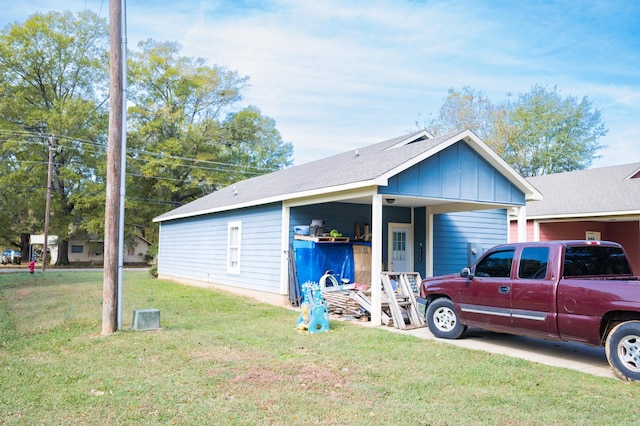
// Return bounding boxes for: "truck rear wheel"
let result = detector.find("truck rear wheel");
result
[605,321,640,381]
[426,297,466,339]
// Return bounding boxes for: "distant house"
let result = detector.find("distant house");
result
[30,233,151,265]
[154,129,541,324]
[509,162,640,273]
[29,234,59,263]
[66,234,151,264]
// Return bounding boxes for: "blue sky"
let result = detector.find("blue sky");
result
[3,1,639,168]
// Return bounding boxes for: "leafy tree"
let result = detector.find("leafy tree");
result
[0,11,109,264]
[1,19,294,262]
[220,106,293,183]
[127,40,293,240]
[498,85,607,176]
[424,85,607,176]
[425,86,496,142]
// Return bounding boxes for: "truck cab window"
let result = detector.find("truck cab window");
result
[518,247,549,279]
[564,246,632,276]
[474,250,514,278]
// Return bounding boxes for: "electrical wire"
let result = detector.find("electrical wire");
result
[0,129,277,174]
[0,129,286,207]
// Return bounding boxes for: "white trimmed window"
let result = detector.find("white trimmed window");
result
[227,221,242,274]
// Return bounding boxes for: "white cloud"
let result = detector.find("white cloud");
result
[3,0,639,167]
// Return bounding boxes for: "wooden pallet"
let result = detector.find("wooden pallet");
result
[351,291,393,326]
[380,272,425,330]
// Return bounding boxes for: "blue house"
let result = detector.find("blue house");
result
[154,129,541,324]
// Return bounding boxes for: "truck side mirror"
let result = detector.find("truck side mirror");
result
[461,267,473,279]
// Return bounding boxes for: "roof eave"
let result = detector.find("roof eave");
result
[153,179,380,223]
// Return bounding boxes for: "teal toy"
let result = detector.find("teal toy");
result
[296,281,330,333]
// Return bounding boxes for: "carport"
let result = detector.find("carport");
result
[282,129,541,324]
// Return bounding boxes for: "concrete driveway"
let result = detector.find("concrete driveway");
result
[382,324,616,380]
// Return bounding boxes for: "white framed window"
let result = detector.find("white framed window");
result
[227,221,242,274]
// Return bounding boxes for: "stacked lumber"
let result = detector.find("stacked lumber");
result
[322,290,362,317]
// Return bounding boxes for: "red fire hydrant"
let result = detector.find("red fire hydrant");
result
[29,259,35,274]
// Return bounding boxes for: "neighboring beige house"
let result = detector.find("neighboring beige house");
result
[30,234,151,265]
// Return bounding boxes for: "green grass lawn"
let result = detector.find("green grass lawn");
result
[1,270,638,425]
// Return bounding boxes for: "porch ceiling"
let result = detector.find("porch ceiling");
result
[342,194,514,211]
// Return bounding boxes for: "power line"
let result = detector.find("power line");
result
[0,129,278,174]
[0,157,252,186]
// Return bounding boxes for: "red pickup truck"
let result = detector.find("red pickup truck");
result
[419,240,640,381]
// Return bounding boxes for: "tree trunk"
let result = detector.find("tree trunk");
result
[20,233,30,262]
[56,239,70,265]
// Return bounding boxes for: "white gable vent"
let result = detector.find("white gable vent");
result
[385,130,433,150]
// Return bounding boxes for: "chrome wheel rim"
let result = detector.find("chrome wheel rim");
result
[617,334,640,373]
[433,306,457,332]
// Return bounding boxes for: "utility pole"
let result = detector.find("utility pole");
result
[42,136,53,272]
[103,0,124,335]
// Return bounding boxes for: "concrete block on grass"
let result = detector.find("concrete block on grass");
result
[132,309,160,331]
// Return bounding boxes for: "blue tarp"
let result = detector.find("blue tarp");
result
[293,240,356,288]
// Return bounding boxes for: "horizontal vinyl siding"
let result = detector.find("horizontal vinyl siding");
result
[608,222,640,275]
[158,203,283,294]
[433,209,507,276]
[538,221,610,241]
[540,220,640,275]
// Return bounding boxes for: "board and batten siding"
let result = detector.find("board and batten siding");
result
[158,203,283,293]
[432,209,508,276]
[381,141,525,206]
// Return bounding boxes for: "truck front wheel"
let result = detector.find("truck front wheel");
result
[426,298,466,339]
[605,321,640,381]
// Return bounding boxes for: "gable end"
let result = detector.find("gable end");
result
[381,141,525,205]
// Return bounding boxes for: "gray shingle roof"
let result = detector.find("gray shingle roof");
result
[154,128,537,222]
[155,130,458,221]
[525,162,640,218]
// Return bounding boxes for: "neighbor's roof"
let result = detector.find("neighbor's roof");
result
[154,129,540,222]
[525,162,640,219]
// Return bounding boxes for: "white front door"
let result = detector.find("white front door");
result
[389,223,412,272]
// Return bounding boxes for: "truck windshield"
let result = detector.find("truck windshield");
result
[563,246,632,277]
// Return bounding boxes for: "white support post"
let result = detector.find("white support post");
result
[280,202,291,295]
[371,194,383,325]
[516,206,527,242]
